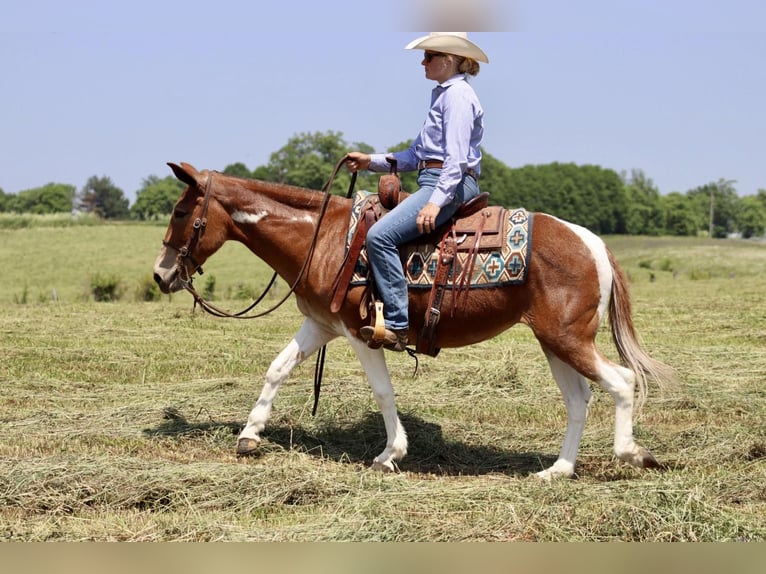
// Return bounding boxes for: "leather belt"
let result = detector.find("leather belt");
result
[417,160,479,180]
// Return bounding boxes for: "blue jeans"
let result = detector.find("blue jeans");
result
[366,169,480,330]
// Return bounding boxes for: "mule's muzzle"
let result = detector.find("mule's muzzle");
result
[153,272,170,293]
[153,269,183,294]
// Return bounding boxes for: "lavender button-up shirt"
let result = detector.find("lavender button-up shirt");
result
[369,74,484,208]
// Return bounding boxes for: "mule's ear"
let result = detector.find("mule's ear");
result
[167,162,199,188]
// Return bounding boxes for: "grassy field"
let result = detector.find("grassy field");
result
[1,220,764,541]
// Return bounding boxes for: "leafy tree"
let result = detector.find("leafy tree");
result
[737,195,766,238]
[503,162,626,234]
[661,192,697,236]
[251,165,273,181]
[4,183,75,214]
[262,131,376,195]
[474,150,514,207]
[131,175,185,220]
[582,164,627,234]
[622,170,664,235]
[264,131,349,191]
[687,179,740,238]
[222,162,253,179]
[78,176,130,219]
[0,188,8,212]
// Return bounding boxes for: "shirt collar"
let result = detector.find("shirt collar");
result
[435,73,468,90]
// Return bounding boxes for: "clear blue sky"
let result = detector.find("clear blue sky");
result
[2,0,765,203]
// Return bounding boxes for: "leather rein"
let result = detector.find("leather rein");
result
[165,156,356,416]
[168,155,353,320]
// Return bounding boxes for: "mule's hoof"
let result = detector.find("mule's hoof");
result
[534,459,575,481]
[534,468,574,481]
[638,446,660,469]
[371,458,396,473]
[534,469,555,482]
[236,437,261,457]
[618,446,660,469]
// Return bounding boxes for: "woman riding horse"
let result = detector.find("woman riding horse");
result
[345,32,488,352]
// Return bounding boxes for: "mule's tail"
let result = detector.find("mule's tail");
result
[607,249,674,408]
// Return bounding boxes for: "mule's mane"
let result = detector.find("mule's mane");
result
[214,172,346,211]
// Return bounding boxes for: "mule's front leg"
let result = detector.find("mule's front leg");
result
[345,330,408,472]
[237,318,336,456]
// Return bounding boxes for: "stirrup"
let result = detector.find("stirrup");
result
[359,301,409,351]
[372,301,386,341]
[360,326,409,352]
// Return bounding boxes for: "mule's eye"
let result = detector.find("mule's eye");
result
[173,207,188,218]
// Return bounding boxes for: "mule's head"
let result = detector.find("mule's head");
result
[153,162,229,294]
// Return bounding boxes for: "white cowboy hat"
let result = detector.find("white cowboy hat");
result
[405,32,489,64]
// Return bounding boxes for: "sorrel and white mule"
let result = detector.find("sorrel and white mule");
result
[153,162,672,480]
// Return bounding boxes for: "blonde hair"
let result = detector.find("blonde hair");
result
[454,56,480,77]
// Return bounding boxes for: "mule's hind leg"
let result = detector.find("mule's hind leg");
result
[537,348,593,480]
[345,328,408,472]
[237,317,336,455]
[595,356,659,469]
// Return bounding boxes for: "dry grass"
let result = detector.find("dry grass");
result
[0,224,764,540]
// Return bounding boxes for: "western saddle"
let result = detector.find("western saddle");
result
[330,165,505,356]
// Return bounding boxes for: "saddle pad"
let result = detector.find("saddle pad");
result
[346,191,533,289]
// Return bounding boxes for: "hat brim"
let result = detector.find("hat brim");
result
[405,34,489,63]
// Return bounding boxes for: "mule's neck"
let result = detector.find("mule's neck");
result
[215,175,349,291]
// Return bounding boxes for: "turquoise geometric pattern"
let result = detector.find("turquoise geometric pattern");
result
[346,191,533,290]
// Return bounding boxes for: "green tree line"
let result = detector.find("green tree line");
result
[2,131,765,238]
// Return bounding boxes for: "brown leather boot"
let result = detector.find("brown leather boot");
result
[359,326,409,352]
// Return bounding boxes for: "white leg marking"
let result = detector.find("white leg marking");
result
[556,218,656,470]
[595,356,646,465]
[536,348,593,480]
[343,326,407,472]
[238,318,335,444]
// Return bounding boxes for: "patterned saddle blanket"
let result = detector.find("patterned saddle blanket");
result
[346,191,533,289]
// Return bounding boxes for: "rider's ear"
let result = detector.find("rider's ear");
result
[168,162,200,188]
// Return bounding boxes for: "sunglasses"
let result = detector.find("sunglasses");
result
[423,52,447,63]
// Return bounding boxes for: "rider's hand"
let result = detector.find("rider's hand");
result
[417,202,441,234]
[345,152,371,173]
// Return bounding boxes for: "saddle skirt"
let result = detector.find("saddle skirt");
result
[345,190,533,289]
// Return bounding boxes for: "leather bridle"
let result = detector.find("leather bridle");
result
[161,156,355,415]
[162,170,215,282]
[163,155,353,320]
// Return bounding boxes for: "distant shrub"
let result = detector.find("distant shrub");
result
[14,284,29,305]
[202,274,216,300]
[657,257,676,272]
[0,212,101,229]
[637,257,676,273]
[638,259,652,269]
[229,281,258,300]
[90,273,125,302]
[689,269,711,281]
[136,275,162,302]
